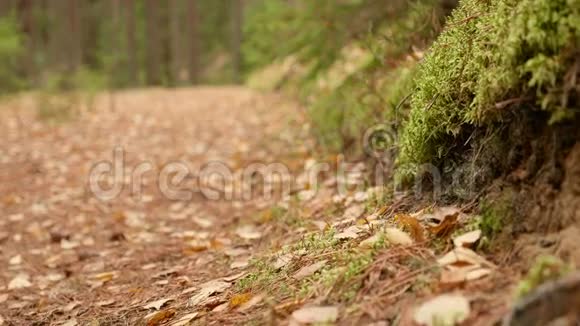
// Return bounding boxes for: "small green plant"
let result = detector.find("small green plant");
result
[516,255,573,298]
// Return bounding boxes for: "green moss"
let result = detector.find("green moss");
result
[398,0,580,178]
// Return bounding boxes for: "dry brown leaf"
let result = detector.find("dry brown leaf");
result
[343,204,365,220]
[291,305,339,324]
[230,257,250,269]
[359,233,382,248]
[8,274,32,289]
[293,260,327,280]
[9,255,22,265]
[273,253,293,270]
[395,214,426,242]
[145,309,176,326]
[169,312,199,326]
[96,299,115,307]
[413,294,470,326]
[427,212,459,238]
[235,225,262,240]
[384,227,414,246]
[453,230,482,248]
[238,292,266,311]
[189,280,231,306]
[437,247,495,268]
[440,266,491,285]
[334,226,361,240]
[222,272,246,282]
[61,319,78,326]
[143,298,173,310]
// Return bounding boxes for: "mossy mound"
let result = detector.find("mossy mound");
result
[398,0,580,179]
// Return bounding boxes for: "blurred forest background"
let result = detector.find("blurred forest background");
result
[0,0,247,94]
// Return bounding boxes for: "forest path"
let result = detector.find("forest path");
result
[0,87,311,325]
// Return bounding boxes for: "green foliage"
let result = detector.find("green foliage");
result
[305,0,444,153]
[516,255,573,298]
[0,15,25,96]
[398,0,580,178]
[243,0,394,79]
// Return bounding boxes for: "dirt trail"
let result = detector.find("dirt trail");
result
[0,87,309,324]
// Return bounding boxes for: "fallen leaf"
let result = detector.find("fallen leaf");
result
[189,280,231,306]
[222,272,246,282]
[413,294,470,326]
[145,309,176,326]
[9,255,22,265]
[60,239,80,250]
[334,226,361,240]
[273,253,293,270]
[230,257,250,269]
[143,298,173,310]
[421,206,461,224]
[224,247,248,257]
[291,306,339,324]
[384,228,414,246]
[427,212,458,238]
[229,293,252,307]
[62,301,81,312]
[359,233,383,248]
[61,319,78,326]
[93,271,117,283]
[96,299,115,307]
[343,204,365,220]
[437,247,494,268]
[8,274,32,289]
[238,292,265,311]
[212,302,229,312]
[236,225,262,240]
[193,216,213,228]
[440,266,492,285]
[170,312,199,326]
[293,260,327,280]
[453,230,482,248]
[394,214,425,242]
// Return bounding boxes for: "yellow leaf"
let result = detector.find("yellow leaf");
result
[394,214,425,242]
[229,293,252,308]
[146,309,175,326]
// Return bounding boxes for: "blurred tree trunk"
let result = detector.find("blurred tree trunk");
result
[0,0,14,17]
[16,0,37,85]
[169,0,184,85]
[47,0,67,73]
[124,0,138,85]
[186,0,198,84]
[68,0,82,71]
[231,0,243,84]
[145,0,162,85]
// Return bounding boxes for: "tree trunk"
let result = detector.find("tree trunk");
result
[68,0,82,72]
[231,0,243,84]
[186,0,198,84]
[169,0,184,85]
[144,0,162,85]
[124,0,138,85]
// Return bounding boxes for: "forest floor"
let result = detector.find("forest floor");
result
[0,88,576,325]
